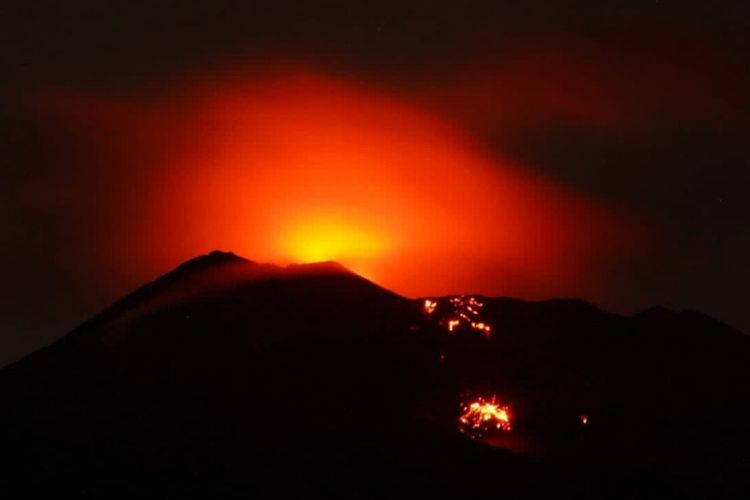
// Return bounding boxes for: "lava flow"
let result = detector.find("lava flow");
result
[423,299,438,316]
[459,396,512,439]
[423,296,492,337]
[417,297,513,442]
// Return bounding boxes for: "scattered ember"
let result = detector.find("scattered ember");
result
[423,299,438,316]
[419,297,488,334]
[580,415,589,425]
[467,297,484,309]
[471,321,491,336]
[459,396,512,439]
[436,296,492,337]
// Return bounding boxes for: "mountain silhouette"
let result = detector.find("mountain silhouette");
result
[1,251,748,498]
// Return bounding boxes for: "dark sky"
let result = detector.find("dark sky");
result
[2,1,749,366]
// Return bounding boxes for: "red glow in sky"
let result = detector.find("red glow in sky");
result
[43,68,640,299]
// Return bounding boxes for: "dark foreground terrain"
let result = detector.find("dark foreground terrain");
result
[2,251,749,498]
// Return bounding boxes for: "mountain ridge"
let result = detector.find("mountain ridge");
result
[6,250,744,372]
[102,250,746,337]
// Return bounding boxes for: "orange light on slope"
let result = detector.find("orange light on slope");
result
[459,396,512,439]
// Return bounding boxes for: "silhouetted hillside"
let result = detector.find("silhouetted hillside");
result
[1,252,748,498]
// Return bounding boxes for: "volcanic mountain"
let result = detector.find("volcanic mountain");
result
[2,251,749,498]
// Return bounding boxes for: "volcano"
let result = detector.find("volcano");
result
[2,251,749,498]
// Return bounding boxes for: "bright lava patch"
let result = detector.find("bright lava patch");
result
[459,396,512,439]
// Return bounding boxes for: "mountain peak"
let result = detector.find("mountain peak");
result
[172,250,249,273]
[70,252,381,338]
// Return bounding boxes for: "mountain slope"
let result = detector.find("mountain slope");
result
[1,252,748,498]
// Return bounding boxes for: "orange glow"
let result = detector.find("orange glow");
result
[279,215,389,265]
[42,67,642,301]
[162,69,642,299]
[447,319,461,332]
[459,396,512,439]
[581,415,589,425]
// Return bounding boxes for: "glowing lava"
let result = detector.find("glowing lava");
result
[459,396,512,439]
[423,299,438,316]
[434,296,492,337]
[447,319,461,332]
[471,321,491,335]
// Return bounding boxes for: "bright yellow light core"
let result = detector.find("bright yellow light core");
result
[279,215,389,264]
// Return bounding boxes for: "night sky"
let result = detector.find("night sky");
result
[2,1,749,366]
